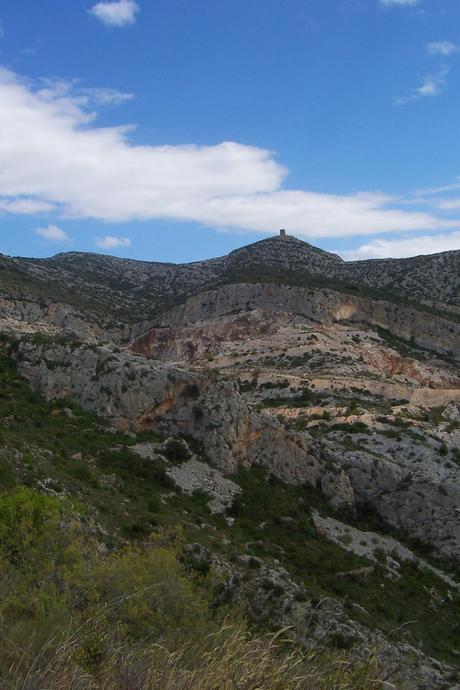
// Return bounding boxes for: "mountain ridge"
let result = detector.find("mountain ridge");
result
[43,234,460,266]
[3,233,459,309]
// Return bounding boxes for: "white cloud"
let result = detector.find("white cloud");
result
[343,231,460,259]
[380,0,420,6]
[96,235,131,249]
[81,87,133,107]
[0,67,457,240]
[433,197,460,211]
[427,41,458,56]
[412,180,460,197]
[417,74,444,97]
[410,179,460,210]
[37,77,133,117]
[0,197,55,214]
[90,0,139,27]
[36,225,69,242]
[191,191,454,238]
[395,67,449,104]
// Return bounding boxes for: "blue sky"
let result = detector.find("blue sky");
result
[1,0,460,262]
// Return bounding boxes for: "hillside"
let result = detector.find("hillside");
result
[0,235,459,688]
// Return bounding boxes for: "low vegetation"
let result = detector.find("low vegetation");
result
[0,488,383,689]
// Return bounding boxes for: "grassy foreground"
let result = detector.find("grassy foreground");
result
[0,488,382,690]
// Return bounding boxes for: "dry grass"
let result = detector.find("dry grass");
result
[1,623,383,690]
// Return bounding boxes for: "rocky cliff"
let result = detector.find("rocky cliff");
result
[16,341,319,485]
[132,282,460,360]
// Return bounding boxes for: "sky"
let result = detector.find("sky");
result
[1,0,460,262]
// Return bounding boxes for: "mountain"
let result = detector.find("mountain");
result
[0,233,459,688]
[47,234,460,309]
[1,233,459,327]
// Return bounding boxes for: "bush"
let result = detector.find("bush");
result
[0,488,89,655]
[162,438,191,464]
[0,490,215,676]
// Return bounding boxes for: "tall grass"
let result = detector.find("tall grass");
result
[1,623,383,690]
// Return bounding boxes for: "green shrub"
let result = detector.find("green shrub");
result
[162,438,190,464]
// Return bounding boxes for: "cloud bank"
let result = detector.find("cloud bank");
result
[0,67,457,243]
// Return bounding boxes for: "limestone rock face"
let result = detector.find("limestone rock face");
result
[166,458,241,514]
[321,432,460,561]
[0,295,126,342]
[321,468,356,513]
[132,283,460,360]
[312,511,459,587]
[1,237,459,335]
[17,342,319,484]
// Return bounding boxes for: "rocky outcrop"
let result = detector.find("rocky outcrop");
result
[0,294,127,342]
[132,283,460,360]
[166,458,241,514]
[51,235,458,307]
[183,543,456,690]
[16,341,319,484]
[321,429,460,561]
[2,235,460,685]
[312,512,459,587]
